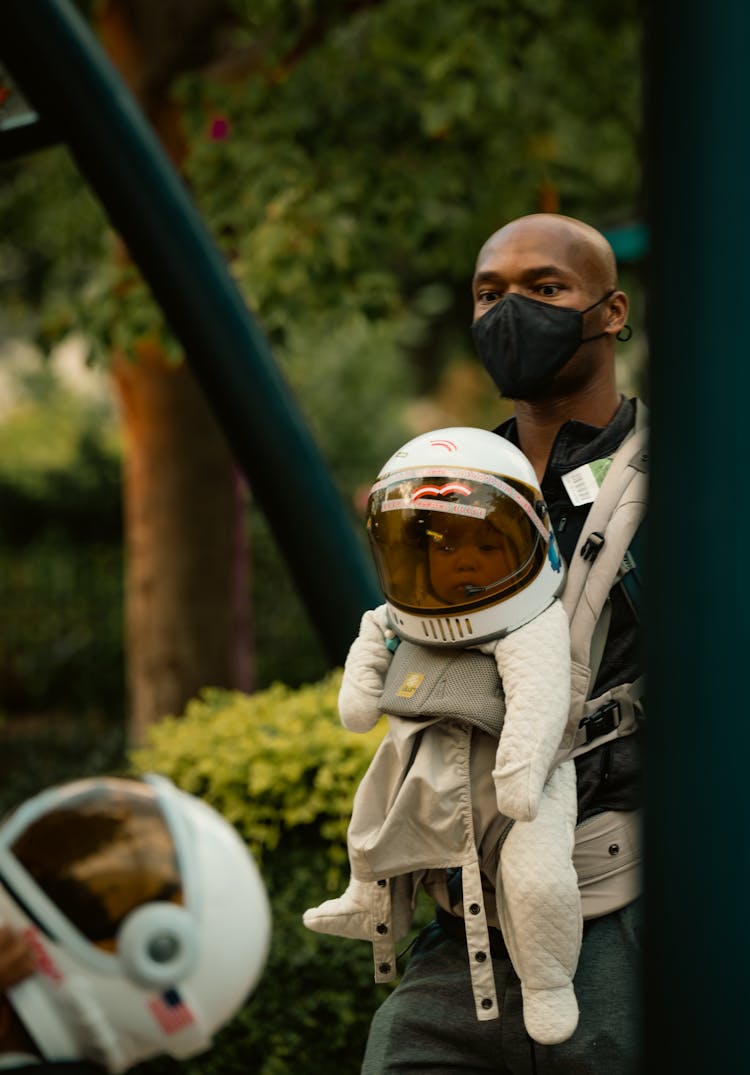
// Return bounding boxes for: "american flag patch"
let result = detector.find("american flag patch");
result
[148,989,196,1034]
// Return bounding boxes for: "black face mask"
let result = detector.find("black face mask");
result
[471,290,614,400]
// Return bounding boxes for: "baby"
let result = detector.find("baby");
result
[304,427,581,1045]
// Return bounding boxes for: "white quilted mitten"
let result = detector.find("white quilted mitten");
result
[338,604,396,732]
[491,600,571,821]
[521,981,579,1045]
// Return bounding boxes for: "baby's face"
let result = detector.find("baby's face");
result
[427,516,515,603]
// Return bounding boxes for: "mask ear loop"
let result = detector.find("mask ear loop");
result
[581,289,619,344]
[582,288,616,314]
[616,324,633,342]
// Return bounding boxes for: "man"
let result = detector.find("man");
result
[360,213,643,1074]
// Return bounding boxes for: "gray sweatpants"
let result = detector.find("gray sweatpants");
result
[361,900,642,1075]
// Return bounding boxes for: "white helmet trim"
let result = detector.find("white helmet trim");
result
[385,561,562,646]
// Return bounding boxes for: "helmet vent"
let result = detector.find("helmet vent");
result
[420,617,474,643]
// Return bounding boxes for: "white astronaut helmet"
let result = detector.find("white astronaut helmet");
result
[0,774,271,1073]
[366,426,564,646]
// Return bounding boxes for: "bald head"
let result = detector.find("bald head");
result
[471,212,627,332]
[476,214,618,296]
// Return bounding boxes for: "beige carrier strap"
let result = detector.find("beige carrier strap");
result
[461,858,500,1020]
[371,880,397,984]
[556,421,648,760]
[561,428,648,649]
[367,858,499,1019]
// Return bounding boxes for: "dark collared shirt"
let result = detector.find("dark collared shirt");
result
[495,397,642,821]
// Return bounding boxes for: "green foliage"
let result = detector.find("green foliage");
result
[0,353,124,713]
[248,507,329,689]
[0,146,109,340]
[1,0,643,411]
[183,0,642,329]
[131,672,385,870]
[176,0,643,481]
[130,674,408,1073]
[0,538,124,713]
[0,364,121,542]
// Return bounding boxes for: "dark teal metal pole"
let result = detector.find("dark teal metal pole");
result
[644,3,750,1070]
[0,0,381,664]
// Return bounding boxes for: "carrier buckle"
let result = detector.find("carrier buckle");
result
[579,700,621,744]
[581,531,605,562]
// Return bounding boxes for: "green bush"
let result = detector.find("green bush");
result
[130,673,424,1075]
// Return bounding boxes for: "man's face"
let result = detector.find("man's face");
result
[470,219,628,402]
[471,225,600,325]
[427,516,514,604]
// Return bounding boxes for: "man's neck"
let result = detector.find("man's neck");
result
[512,385,621,480]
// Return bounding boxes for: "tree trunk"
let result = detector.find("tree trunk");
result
[113,346,243,743]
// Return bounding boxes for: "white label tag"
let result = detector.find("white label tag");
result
[562,464,600,506]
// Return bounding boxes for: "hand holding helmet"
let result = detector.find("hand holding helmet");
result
[0,925,36,994]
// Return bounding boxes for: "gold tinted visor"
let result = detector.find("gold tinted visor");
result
[8,781,183,952]
[367,471,548,614]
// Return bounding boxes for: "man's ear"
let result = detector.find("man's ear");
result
[605,290,629,336]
